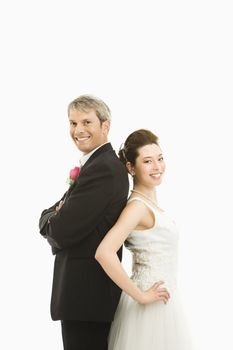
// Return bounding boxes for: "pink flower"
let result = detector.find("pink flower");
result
[67,166,81,185]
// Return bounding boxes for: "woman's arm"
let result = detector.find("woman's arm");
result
[95,200,170,305]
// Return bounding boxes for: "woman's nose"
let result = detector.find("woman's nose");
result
[153,161,161,171]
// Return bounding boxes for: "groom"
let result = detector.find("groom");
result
[39,95,129,350]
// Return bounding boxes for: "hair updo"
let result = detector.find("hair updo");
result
[118,129,159,166]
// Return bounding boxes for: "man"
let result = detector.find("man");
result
[39,95,129,350]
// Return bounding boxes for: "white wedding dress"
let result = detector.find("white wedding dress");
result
[108,197,192,350]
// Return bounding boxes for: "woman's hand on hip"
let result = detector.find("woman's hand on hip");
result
[138,281,170,305]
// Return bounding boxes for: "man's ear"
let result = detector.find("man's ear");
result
[102,120,111,135]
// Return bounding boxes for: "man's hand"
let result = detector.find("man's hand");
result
[56,200,64,212]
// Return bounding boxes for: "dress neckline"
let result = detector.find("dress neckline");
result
[128,196,165,213]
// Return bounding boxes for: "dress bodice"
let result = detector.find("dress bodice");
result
[125,197,179,292]
[109,198,193,350]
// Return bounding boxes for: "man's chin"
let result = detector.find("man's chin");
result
[75,143,93,154]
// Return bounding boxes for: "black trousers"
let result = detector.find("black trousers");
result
[61,320,111,350]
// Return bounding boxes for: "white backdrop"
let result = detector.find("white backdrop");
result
[1,1,232,349]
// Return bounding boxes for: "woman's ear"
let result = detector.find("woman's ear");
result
[126,162,135,176]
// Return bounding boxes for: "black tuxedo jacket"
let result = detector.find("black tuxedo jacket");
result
[39,143,129,321]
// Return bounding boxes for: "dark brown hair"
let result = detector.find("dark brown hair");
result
[119,129,159,166]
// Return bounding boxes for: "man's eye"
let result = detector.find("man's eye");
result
[159,157,164,161]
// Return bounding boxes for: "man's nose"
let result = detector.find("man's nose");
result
[74,123,84,134]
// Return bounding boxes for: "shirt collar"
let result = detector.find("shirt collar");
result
[79,142,109,167]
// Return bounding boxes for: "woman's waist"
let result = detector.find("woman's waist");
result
[132,258,177,273]
[131,265,177,291]
[132,252,177,265]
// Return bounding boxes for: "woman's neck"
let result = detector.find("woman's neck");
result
[131,186,157,205]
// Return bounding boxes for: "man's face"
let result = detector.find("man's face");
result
[69,108,110,154]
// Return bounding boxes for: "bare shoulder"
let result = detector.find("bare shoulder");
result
[119,198,148,219]
[126,197,156,227]
[107,199,148,236]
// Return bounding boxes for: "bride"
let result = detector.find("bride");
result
[95,129,192,349]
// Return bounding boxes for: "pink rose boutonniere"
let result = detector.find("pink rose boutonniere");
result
[67,166,81,186]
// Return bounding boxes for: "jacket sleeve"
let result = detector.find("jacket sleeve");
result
[39,192,67,237]
[40,163,115,250]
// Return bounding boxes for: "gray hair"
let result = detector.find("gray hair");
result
[67,94,111,122]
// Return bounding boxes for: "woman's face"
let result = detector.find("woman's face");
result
[130,144,166,188]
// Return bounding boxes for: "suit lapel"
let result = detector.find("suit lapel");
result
[81,143,114,171]
[65,143,114,199]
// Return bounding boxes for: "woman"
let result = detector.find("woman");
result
[95,129,192,349]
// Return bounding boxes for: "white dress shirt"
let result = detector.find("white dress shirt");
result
[79,142,109,167]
